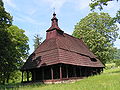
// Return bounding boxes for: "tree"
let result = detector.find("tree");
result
[90,0,119,10]
[113,49,120,66]
[0,0,29,84]
[8,26,29,83]
[0,26,29,84]
[0,0,13,84]
[33,34,42,50]
[73,12,119,64]
[8,26,29,61]
[0,0,12,28]
[90,0,120,23]
[114,49,120,59]
[0,29,12,84]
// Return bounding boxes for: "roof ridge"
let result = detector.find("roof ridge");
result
[64,33,82,40]
[35,48,58,54]
[59,48,92,58]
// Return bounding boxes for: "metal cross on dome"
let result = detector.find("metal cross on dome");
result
[53,7,55,13]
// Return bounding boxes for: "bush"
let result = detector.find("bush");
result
[113,59,120,67]
[105,63,116,69]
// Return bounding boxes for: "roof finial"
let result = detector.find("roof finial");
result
[47,9,63,32]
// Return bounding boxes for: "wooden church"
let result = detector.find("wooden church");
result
[21,13,104,83]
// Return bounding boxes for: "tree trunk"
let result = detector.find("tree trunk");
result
[6,74,10,83]
[3,80,5,85]
[2,72,5,85]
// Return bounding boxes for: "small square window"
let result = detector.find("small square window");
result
[90,58,97,62]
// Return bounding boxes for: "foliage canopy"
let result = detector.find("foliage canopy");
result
[33,34,42,50]
[73,12,119,64]
[90,0,120,23]
[0,0,29,84]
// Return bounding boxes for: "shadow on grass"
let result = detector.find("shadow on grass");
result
[0,81,45,90]
[109,70,120,74]
[0,83,21,90]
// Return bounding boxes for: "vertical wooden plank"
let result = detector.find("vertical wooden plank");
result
[66,65,68,78]
[79,67,81,77]
[33,70,36,81]
[60,65,62,80]
[85,68,88,76]
[90,68,92,76]
[22,71,23,82]
[85,67,88,77]
[32,71,33,81]
[42,68,44,80]
[27,71,29,82]
[51,67,54,80]
[74,66,77,77]
[102,68,103,72]
[84,68,86,76]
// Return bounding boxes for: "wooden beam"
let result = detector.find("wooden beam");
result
[27,71,29,82]
[85,68,87,77]
[51,67,53,80]
[102,68,103,72]
[22,71,23,82]
[42,68,44,80]
[79,67,81,77]
[84,68,86,76]
[66,65,68,78]
[33,70,36,82]
[90,68,92,76]
[60,65,62,80]
[74,66,77,77]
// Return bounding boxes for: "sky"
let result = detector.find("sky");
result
[2,0,120,54]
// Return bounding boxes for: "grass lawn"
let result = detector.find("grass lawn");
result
[1,68,120,90]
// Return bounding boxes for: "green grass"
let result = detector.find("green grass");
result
[1,68,120,90]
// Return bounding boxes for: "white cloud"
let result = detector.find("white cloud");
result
[104,1,115,9]
[103,0,120,10]
[26,8,38,16]
[39,0,91,13]
[40,0,69,13]
[14,14,42,26]
[74,0,91,10]
[3,0,16,8]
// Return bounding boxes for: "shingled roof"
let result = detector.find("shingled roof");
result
[21,13,104,71]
